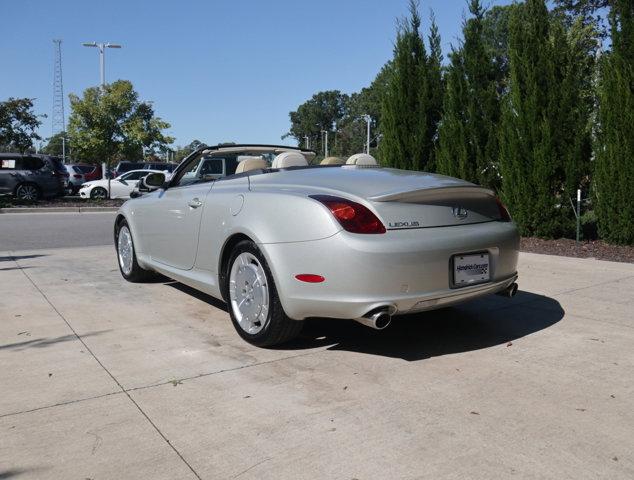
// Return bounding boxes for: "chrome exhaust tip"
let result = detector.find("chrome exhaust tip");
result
[497,282,519,298]
[354,309,392,330]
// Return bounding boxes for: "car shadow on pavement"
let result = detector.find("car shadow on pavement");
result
[0,330,111,352]
[167,281,228,312]
[0,266,34,272]
[282,291,564,362]
[0,254,47,262]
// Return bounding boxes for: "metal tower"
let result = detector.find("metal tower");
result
[52,39,65,135]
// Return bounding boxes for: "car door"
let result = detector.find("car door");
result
[140,156,216,270]
[113,171,144,198]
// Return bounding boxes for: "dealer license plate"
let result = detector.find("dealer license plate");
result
[453,253,490,287]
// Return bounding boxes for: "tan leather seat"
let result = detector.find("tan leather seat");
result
[235,157,268,174]
[320,156,345,165]
[271,151,308,169]
[346,153,378,166]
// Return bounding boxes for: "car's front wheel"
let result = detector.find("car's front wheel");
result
[91,186,108,199]
[115,220,154,282]
[226,240,303,347]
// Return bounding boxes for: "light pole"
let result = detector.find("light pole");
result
[304,135,310,149]
[321,130,329,157]
[361,114,371,154]
[82,42,122,87]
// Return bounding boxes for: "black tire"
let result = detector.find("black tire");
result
[91,186,108,199]
[15,183,41,201]
[225,240,303,347]
[114,219,154,282]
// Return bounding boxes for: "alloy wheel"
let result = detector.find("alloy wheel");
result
[92,187,108,199]
[229,252,270,334]
[16,184,39,201]
[117,226,134,276]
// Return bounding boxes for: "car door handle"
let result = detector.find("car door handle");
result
[188,198,203,208]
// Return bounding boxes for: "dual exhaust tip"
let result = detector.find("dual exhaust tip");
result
[354,282,519,331]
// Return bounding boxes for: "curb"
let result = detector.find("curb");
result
[0,207,119,214]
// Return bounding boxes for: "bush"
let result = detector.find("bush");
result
[581,210,598,240]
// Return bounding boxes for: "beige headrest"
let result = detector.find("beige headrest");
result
[320,156,345,165]
[271,151,308,169]
[346,153,378,165]
[235,157,268,174]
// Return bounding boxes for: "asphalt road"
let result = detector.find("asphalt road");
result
[0,212,116,250]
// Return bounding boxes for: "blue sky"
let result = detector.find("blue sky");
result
[1,0,513,148]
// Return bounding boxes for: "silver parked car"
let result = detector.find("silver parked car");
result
[65,164,86,194]
[114,144,519,347]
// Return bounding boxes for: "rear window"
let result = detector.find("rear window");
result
[49,157,66,172]
[77,165,95,174]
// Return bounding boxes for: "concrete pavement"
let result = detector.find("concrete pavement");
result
[0,246,632,479]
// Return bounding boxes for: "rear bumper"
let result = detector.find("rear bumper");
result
[260,221,519,320]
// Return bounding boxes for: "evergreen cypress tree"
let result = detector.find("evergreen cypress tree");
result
[436,0,501,189]
[379,1,441,171]
[594,0,634,244]
[425,13,444,170]
[498,0,591,237]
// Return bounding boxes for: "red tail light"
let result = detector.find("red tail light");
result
[310,195,386,234]
[495,197,512,222]
[73,174,82,179]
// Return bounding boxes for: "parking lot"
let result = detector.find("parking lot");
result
[1,213,633,479]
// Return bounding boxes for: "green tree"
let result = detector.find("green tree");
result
[498,0,592,238]
[41,131,68,157]
[67,80,173,165]
[553,0,610,37]
[482,5,516,90]
[173,139,204,163]
[283,90,348,160]
[436,0,501,189]
[332,63,393,157]
[594,0,634,244]
[0,98,43,152]
[379,1,441,171]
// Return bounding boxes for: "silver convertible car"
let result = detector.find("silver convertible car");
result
[114,144,519,346]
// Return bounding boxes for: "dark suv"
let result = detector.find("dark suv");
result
[0,153,69,200]
[113,161,145,178]
[113,161,178,177]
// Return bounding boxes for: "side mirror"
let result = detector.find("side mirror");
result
[139,172,166,192]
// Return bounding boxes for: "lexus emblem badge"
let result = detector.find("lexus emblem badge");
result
[452,206,468,219]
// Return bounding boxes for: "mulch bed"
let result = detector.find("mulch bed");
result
[521,237,634,264]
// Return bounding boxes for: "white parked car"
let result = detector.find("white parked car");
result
[79,169,165,199]
[114,144,519,347]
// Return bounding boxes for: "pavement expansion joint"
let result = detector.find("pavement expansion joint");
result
[7,253,204,480]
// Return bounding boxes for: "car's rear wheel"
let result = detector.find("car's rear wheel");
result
[91,187,108,199]
[226,240,303,347]
[15,183,40,201]
[115,220,154,282]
